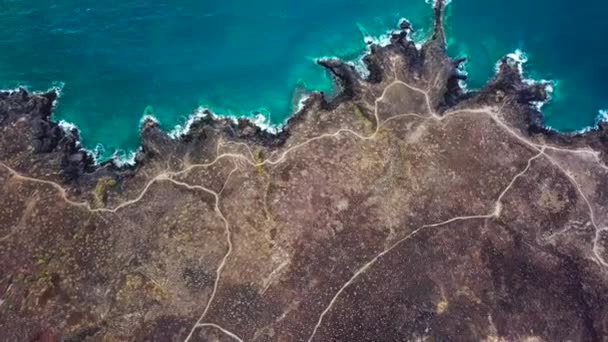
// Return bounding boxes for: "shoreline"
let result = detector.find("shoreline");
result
[2,0,607,172]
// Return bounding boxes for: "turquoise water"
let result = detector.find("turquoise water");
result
[0,1,606,159]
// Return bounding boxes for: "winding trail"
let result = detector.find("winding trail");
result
[194,323,245,342]
[164,177,236,342]
[306,148,544,341]
[304,75,608,340]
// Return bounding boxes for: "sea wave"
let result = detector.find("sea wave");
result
[456,58,469,90]
[1,1,592,168]
[4,10,432,167]
[28,85,315,167]
[50,86,139,166]
[111,149,139,167]
[585,109,608,132]
[543,108,608,135]
[350,17,422,79]
[167,109,207,139]
[0,82,64,99]
[500,48,528,75]
[57,120,79,139]
[500,48,555,111]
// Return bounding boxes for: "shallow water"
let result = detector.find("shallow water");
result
[0,0,606,159]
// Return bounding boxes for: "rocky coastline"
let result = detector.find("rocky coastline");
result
[2,1,608,340]
[2,2,607,188]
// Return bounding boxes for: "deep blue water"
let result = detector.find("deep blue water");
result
[0,0,606,159]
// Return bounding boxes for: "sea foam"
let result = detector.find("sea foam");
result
[167,109,206,139]
[52,89,140,167]
[350,17,423,79]
[57,120,78,135]
[599,109,608,122]
[500,49,528,75]
[111,149,139,167]
[167,100,288,141]
[500,49,555,111]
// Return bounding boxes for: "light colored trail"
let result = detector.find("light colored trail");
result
[2,78,606,220]
[257,78,432,167]
[306,215,493,342]
[440,99,608,267]
[305,88,608,340]
[0,152,239,215]
[163,177,236,342]
[173,153,252,177]
[390,79,435,118]
[0,162,93,210]
[1,76,606,274]
[494,148,545,216]
[306,147,542,342]
[181,77,434,342]
[0,80,427,216]
[479,105,607,266]
[194,323,244,342]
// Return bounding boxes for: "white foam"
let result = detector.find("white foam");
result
[166,99,292,141]
[570,122,600,134]
[57,119,78,133]
[349,18,423,79]
[44,115,138,167]
[599,109,608,122]
[111,148,139,167]
[499,49,555,111]
[529,79,555,111]
[1,82,64,114]
[1,82,64,97]
[51,82,65,97]
[540,108,608,135]
[5,15,425,168]
[57,119,82,148]
[92,143,106,159]
[359,17,425,49]
[296,94,312,113]
[167,108,207,139]
[361,31,395,48]
[251,112,279,134]
[546,107,608,135]
[0,86,28,94]
[350,60,370,79]
[499,48,528,75]
[579,109,608,133]
[140,114,159,125]
[456,58,469,91]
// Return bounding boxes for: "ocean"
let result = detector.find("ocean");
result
[0,0,606,160]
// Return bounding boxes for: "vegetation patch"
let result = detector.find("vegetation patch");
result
[93,177,117,208]
[353,104,374,133]
[255,148,265,175]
